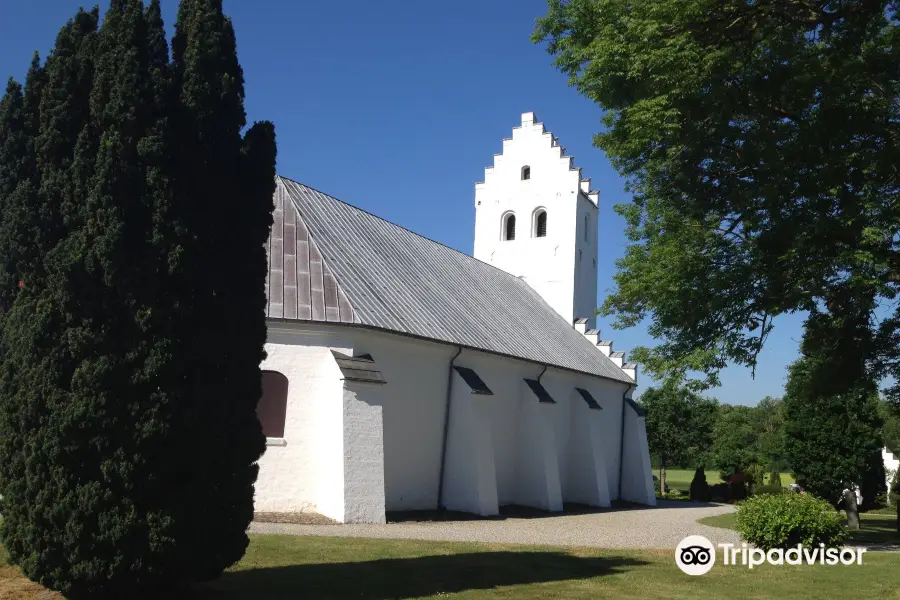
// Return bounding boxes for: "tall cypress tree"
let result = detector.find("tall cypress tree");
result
[0,80,29,312]
[0,52,44,314]
[0,1,275,596]
[0,79,28,199]
[0,7,101,593]
[167,0,268,581]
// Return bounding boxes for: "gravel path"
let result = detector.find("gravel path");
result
[249,501,740,549]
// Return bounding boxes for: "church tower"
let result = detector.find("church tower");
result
[474,112,600,328]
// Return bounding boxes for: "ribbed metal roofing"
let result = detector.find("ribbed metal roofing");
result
[270,176,633,384]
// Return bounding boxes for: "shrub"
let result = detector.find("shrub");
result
[709,483,729,502]
[890,469,900,505]
[735,493,848,550]
[745,464,766,488]
[728,476,748,501]
[752,484,786,497]
[689,467,710,501]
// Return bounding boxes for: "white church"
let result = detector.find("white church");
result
[253,112,656,524]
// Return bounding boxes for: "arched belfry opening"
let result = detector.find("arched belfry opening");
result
[503,213,516,241]
[533,209,547,238]
[521,166,531,180]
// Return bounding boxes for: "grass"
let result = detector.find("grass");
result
[1,535,899,599]
[662,469,724,492]
[698,512,738,531]
[699,510,900,544]
[661,470,796,494]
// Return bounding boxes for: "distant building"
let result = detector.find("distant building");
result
[254,113,655,523]
[885,448,899,497]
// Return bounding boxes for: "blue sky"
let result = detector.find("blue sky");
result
[1,0,810,405]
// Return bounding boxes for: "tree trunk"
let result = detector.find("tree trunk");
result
[896,498,899,533]
[659,462,666,497]
[844,489,860,531]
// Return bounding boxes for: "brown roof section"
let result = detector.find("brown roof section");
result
[265,179,356,322]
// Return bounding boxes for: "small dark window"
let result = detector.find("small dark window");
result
[535,211,547,237]
[504,214,516,240]
[258,371,288,438]
[521,166,531,180]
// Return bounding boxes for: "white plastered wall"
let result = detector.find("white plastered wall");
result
[255,327,350,521]
[619,390,656,506]
[342,381,387,523]
[441,351,627,514]
[574,195,599,327]
[440,365,499,516]
[256,322,654,523]
[349,330,454,512]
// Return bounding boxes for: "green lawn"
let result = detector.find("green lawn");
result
[699,511,900,545]
[657,470,796,501]
[197,535,900,599]
[5,535,899,599]
[661,470,796,494]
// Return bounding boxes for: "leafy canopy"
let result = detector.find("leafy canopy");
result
[534,0,900,397]
[640,383,718,468]
[712,405,761,477]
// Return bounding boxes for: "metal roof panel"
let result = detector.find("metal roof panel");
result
[270,176,633,384]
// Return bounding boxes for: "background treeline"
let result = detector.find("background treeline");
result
[641,383,897,509]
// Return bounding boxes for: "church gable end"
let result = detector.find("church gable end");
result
[266,178,356,323]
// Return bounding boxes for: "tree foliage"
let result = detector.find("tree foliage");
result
[783,355,885,507]
[711,405,759,478]
[879,397,900,453]
[751,396,787,472]
[534,0,900,400]
[0,1,275,596]
[640,383,718,486]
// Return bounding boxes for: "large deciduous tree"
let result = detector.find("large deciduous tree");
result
[533,0,900,401]
[640,383,718,494]
[0,1,275,596]
[751,396,787,474]
[712,405,759,480]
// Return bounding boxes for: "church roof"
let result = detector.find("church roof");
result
[266,175,633,385]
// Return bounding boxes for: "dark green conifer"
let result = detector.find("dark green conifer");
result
[0,1,275,596]
[0,79,28,198]
[166,0,268,581]
[0,8,101,593]
[0,54,44,340]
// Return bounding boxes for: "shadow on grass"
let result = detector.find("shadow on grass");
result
[196,551,647,599]
[846,514,900,545]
